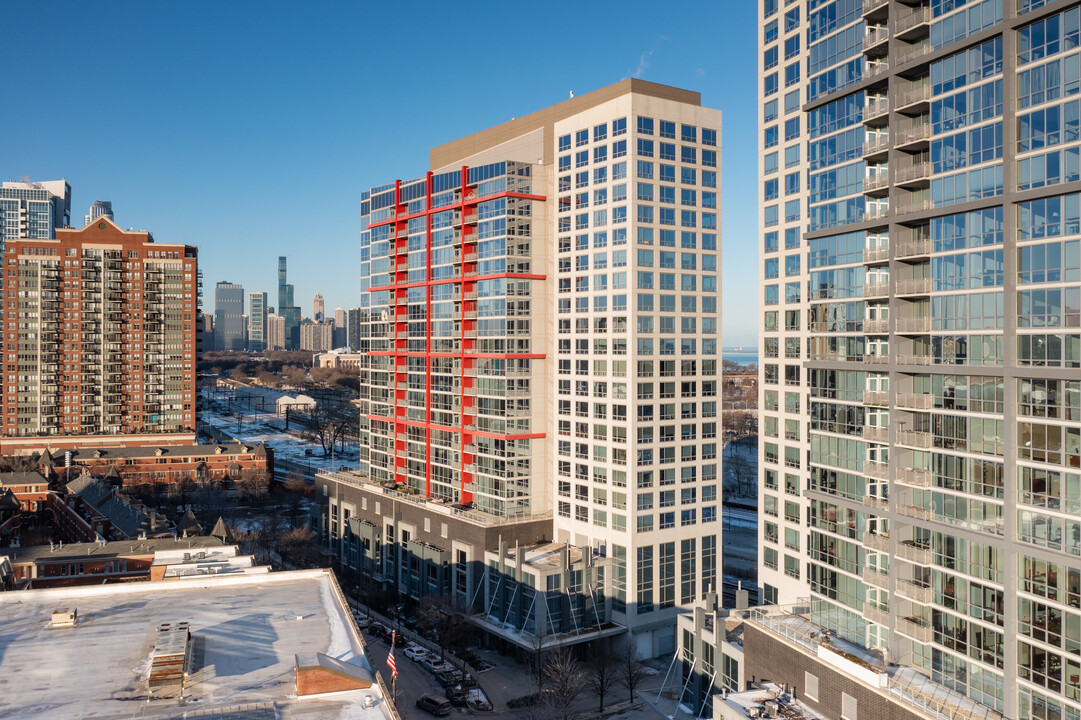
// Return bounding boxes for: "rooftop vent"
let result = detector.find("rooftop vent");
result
[147,621,192,699]
[50,607,77,628]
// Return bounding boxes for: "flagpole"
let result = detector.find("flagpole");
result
[391,630,397,701]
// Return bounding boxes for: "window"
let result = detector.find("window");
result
[805,673,819,701]
[637,116,654,135]
[613,117,627,136]
[841,693,857,720]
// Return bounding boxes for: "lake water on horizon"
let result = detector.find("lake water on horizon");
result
[723,351,758,366]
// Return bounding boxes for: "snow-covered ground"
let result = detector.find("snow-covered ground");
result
[199,389,360,475]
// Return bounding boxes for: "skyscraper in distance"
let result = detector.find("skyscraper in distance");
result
[758,3,1081,719]
[84,200,114,226]
[214,282,245,352]
[0,180,71,243]
[277,256,301,349]
[313,293,324,322]
[249,291,268,352]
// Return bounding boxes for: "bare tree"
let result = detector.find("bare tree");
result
[277,526,317,568]
[236,469,271,500]
[618,641,648,704]
[542,647,586,720]
[417,597,468,664]
[588,643,619,712]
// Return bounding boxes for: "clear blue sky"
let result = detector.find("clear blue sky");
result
[5,1,759,347]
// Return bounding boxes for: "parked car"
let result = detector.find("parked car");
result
[436,669,464,688]
[403,646,429,662]
[416,694,452,717]
[446,687,468,707]
[424,657,454,674]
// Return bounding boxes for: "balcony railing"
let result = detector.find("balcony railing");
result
[863,135,890,155]
[896,199,933,215]
[864,425,889,443]
[865,26,890,49]
[896,316,931,333]
[863,495,890,512]
[898,617,933,643]
[896,162,932,183]
[900,504,931,520]
[864,246,890,263]
[864,282,890,298]
[897,354,933,366]
[864,390,889,406]
[897,580,933,604]
[897,392,932,409]
[896,278,932,295]
[863,604,890,626]
[862,566,890,588]
[897,124,931,145]
[863,173,890,192]
[865,460,890,480]
[865,99,889,120]
[897,6,931,33]
[863,0,887,13]
[897,44,933,65]
[899,430,933,448]
[895,239,931,259]
[864,318,889,334]
[900,467,932,488]
[896,85,931,108]
[898,541,932,565]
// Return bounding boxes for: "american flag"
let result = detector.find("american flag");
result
[387,632,398,677]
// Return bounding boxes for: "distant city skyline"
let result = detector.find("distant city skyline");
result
[3,2,759,345]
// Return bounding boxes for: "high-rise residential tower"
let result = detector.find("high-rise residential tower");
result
[347,307,361,351]
[1,217,197,450]
[313,293,325,322]
[277,256,301,349]
[214,282,245,352]
[326,79,722,655]
[83,200,114,226]
[267,312,286,351]
[758,2,1081,719]
[0,180,71,243]
[249,291,269,352]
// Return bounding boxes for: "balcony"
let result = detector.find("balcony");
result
[895,85,931,111]
[864,98,890,122]
[897,392,932,409]
[900,504,931,521]
[897,617,933,643]
[865,425,889,443]
[865,353,890,364]
[898,541,932,565]
[864,282,889,298]
[897,44,933,66]
[865,62,890,80]
[864,26,890,52]
[863,0,887,16]
[896,199,933,215]
[896,162,932,185]
[863,135,890,160]
[897,580,933,604]
[862,566,889,588]
[865,460,889,480]
[895,123,931,149]
[863,604,890,626]
[898,430,932,449]
[897,6,932,35]
[897,353,932,366]
[863,494,890,512]
[895,239,931,259]
[863,173,890,194]
[896,316,932,334]
[900,467,932,488]
[864,245,890,263]
[864,205,890,222]
[864,318,889,334]
[896,278,932,296]
[864,390,889,406]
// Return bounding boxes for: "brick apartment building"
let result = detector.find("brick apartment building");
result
[1,217,198,453]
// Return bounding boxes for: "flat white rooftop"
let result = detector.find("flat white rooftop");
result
[0,569,393,719]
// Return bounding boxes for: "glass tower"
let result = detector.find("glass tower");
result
[759,2,1081,718]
